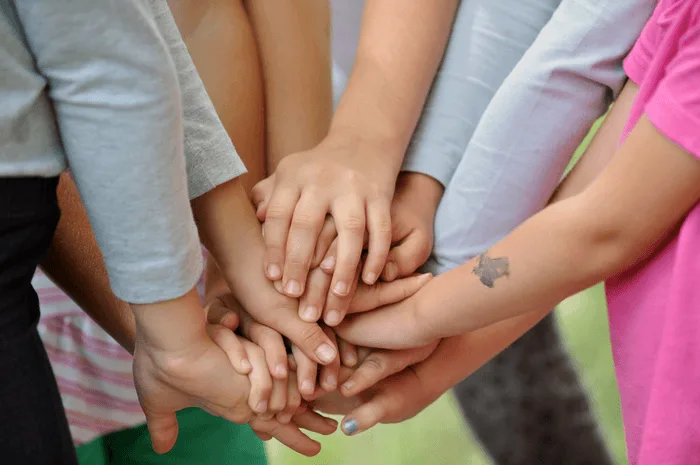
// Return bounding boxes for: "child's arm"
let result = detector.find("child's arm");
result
[242,0,332,173]
[192,179,338,365]
[339,114,700,348]
[252,0,459,300]
[15,0,201,304]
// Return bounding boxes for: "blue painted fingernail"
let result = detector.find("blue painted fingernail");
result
[342,419,358,435]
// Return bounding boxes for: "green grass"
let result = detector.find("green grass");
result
[268,117,627,465]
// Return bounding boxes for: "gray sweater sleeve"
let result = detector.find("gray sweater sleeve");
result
[148,0,247,199]
[14,0,202,304]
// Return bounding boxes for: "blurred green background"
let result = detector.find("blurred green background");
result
[267,120,628,465]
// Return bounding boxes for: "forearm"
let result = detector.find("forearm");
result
[41,174,136,354]
[415,309,550,400]
[328,0,458,173]
[15,0,202,304]
[551,81,639,204]
[192,178,270,311]
[244,0,332,172]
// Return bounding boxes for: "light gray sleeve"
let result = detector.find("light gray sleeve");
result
[14,0,202,304]
[428,0,656,275]
[402,0,654,188]
[148,0,247,199]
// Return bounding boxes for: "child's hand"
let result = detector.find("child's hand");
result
[298,261,434,328]
[381,172,443,281]
[131,289,253,454]
[206,294,289,418]
[251,136,400,300]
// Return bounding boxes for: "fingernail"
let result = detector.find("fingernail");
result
[364,272,377,285]
[344,352,357,367]
[278,413,292,424]
[275,364,287,378]
[333,281,348,296]
[273,280,283,293]
[320,256,336,271]
[285,280,301,296]
[325,418,339,428]
[325,375,337,389]
[419,272,433,282]
[301,306,318,321]
[241,359,252,371]
[301,380,315,394]
[267,264,281,280]
[315,344,337,364]
[256,401,268,413]
[342,380,355,392]
[342,419,358,435]
[325,310,341,326]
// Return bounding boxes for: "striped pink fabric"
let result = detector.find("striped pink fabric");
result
[34,268,207,445]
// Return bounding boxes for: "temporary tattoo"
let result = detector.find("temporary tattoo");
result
[472,252,510,288]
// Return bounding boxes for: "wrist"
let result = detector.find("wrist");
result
[319,132,404,188]
[395,172,443,212]
[132,288,207,353]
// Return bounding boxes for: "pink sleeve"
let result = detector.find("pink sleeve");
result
[646,23,700,159]
[623,4,664,85]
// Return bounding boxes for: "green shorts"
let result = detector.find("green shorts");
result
[76,408,267,465]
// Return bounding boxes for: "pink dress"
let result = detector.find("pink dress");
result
[606,1,700,463]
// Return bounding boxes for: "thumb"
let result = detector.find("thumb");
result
[348,272,432,315]
[144,409,179,454]
[251,175,275,221]
[340,370,420,436]
[205,296,241,330]
[382,230,432,282]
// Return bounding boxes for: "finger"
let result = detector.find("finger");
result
[291,344,318,400]
[246,321,288,380]
[318,327,340,392]
[362,199,392,285]
[340,343,437,397]
[205,297,241,330]
[348,273,432,315]
[356,347,372,363]
[318,239,337,274]
[207,325,252,375]
[143,410,179,454]
[383,230,432,281]
[268,377,288,415]
[322,260,361,327]
[293,410,338,435]
[329,199,366,298]
[338,338,359,368]
[282,193,329,297]
[263,187,301,281]
[250,418,321,457]
[311,215,337,268]
[254,431,273,441]
[251,175,275,221]
[276,371,302,424]
[340,370,420,436]
[298,267,331,322]
[242,341,273,414]
[288,353,298,372]
[279,319,337,365]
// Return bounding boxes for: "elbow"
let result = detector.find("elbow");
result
[570,206,653,283]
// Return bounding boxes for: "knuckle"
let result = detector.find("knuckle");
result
[362,356,385,373]
[291,213,317,232]
[298,324,327,347]
[342,170,362,187]
[341,215,365,233]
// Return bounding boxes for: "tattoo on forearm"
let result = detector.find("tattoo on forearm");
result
[473,252,510,288]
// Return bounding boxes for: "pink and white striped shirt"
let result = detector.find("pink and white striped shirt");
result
[34,268,207,445]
